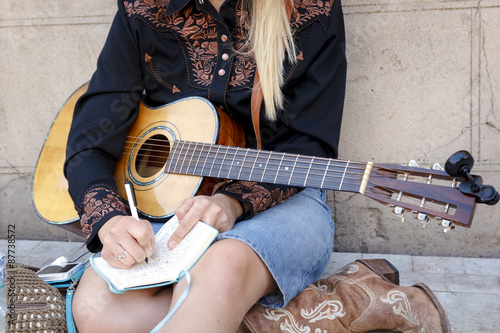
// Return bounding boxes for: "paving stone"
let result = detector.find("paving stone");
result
[437,291,500,333]
[16,241,86,268]
[412,256,466,275]
[463,257,500,276]
[1,241,499,331]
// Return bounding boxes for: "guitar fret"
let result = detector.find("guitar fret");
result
[193,142,204,176]
[288,155,299,185]
[185,142,197,175]
[178,141,189,174]
[248,150,260,181]
[238,149,249,179]
[226,147,238,179]
[274,154,285,183]
[208,146,220,177]
[320,159,331,189]
[289,155,308,186]
[304,157,314,187]
[339,160,350,191]
[231,147,245,179]
[164,142,175,173]
[173,141,186,174]
[199,144,211,176]
[217,146,229,178]
[254,151,269,182]
[261,151,271,182]
[222,146,233,178]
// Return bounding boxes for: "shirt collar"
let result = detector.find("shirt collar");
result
[162,0,192,16]
[163,0,240,16]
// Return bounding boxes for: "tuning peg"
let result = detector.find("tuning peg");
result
[412,211,429,228]
[432,163,442,170]
[446,150,499,205]
[416,212,430,228]
[408,160,418,167]
[440,219,455,233]
[392,206,406,223]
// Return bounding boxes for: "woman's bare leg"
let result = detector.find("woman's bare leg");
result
[72,238,275,333]
[159,238,276,333]
[72,267,173,333]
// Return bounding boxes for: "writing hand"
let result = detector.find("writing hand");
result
[98,215,155,269]
[167,193,244,249]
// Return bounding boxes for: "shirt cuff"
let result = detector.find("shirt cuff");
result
[78,184,128,252]
[214,180,301,221]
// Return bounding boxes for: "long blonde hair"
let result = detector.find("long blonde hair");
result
[247,0,296,120]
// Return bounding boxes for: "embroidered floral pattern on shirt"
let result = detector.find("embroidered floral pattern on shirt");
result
[217,181,299,214]
[124,0,219,87]
[80,186,127,241]
[291,0,334,31]
[228,5,255,89]
[123,0,335,90]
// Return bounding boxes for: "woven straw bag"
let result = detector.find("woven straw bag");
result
[5,263,67,333]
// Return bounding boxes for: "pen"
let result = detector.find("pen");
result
[124,181,149,264]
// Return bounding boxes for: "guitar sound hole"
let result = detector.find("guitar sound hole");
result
[135,134,170,178]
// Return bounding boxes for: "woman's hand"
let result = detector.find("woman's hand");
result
[98,215,155,269]
[167,193,244,249]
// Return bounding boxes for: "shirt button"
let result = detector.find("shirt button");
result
[218,69,226,76]
[222,53,229,61]
[221,35,228,42]
[199,0,204,3]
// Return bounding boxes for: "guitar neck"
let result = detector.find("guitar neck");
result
[164,140,368,193]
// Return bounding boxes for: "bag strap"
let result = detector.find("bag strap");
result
[250,0,294,150]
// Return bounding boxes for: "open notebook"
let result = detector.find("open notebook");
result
[91,215,218,293]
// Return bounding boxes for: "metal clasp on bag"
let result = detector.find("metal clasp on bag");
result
[68,277,79,291]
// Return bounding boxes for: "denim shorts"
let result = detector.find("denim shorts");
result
[152,188,335,308]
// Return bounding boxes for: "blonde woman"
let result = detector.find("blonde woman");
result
[65,0,449,332]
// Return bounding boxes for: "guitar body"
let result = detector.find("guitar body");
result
[32,83,88,235]
[114,96,245,221]
[32,83,245,237]
[34,83,489,236]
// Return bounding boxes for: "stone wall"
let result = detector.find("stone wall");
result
[1,0,499,257]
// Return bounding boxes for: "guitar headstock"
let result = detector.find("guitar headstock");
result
[364,160,478,232]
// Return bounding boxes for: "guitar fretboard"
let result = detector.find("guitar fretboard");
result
[164,141,367,193]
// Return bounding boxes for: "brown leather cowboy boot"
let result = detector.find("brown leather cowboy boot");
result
[240,259,450,333]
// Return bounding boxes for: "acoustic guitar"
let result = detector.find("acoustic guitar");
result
[32,83,490,237]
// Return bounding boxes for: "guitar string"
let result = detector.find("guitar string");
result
[121,137,452,181]
[120,141,445,195]
[119,137,455,214]
[127,152,367,185]
[121,136,369,168]
[121,137,370,176]
[122,139,367,189]
[128,144,448,186]
[119,137,455,200]
[120,139,369,170]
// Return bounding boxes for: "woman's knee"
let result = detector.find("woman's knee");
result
[195,239,276,300]
[72,266,168,333]
[71,268,113,332]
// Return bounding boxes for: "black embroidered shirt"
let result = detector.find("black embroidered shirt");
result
[64,0,346,252]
